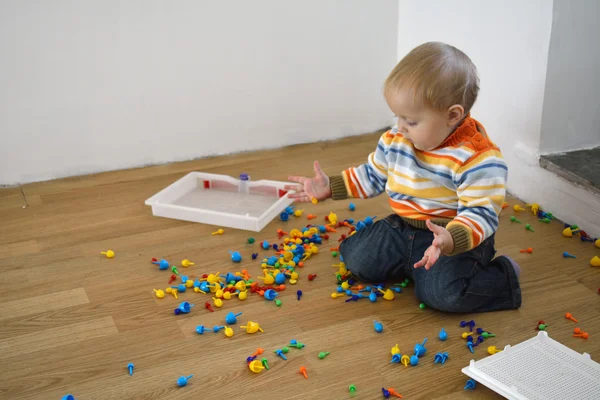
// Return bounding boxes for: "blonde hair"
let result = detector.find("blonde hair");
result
[384,42,479,113]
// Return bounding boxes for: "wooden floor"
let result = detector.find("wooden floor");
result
[1,132,599,400]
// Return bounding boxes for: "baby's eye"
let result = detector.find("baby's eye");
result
[407,121,418,127]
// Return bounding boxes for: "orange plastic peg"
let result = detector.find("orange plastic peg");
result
[252,347,264,357]
[387,388,403,398]
[565,312,578,323]
[299,366,308,379]
[573,332,589,339]
[574,327,582,335]
[307,214,317,220]
[520,247,533,253]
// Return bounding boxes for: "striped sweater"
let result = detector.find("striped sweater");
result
[329,116,507,255]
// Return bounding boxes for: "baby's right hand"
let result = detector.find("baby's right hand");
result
[285,161,332,202]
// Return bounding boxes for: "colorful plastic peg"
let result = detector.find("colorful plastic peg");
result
[414,338,427,357]
[565,312,578,323]
[297,290,303,300]
[513,205,525,212]
[409,355,419,366]
[382,388,391,398]
[562,227,579,237]
[212,297,223,308]
[400,355,410,367]
[264,289,278,301]
[573,328,589,339]
[318,351,330,359]
[487,346,502,355]
[241,321,264,333]
[152,258,169,270]
[225,312,242,325]
[299,366,308,379]
[391,344,401,355]
[374,321,384,333]
[387,388,403,398]
[211,229,224,235]
[520,247,533,253]
[510,216,522,223]
[274,349,287,360]
[228,250,242,263]
[467,342,474,353]
[308,273,317,281]
[171,266,179,275]
[62,395,75,400]
[563,251,576,258]
[101,250,115,258]
[525,224,535,232]
[204,302,214,312]
[349,203,356,211]
[378,288,395,300]
[464,379,476,390]
[348,384,357,393]
[224,327,234,337]
[481,332,496,338]
[460,320,476,331]
[438,328,447,341]
[177,375,193,387]
[591,256,600,267]
[127,362,134,376]
[419,303,426,309]
[391,354,402,363]
[248,359,265,373]
[434,353,444,364]
[153,289,165,299]
[196,325,207,334]
[181,259,195,267]
[177,302,194,314]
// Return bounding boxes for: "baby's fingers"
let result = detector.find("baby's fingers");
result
[287,176,307,184]
[414,256,427,268]
[284,184,304,192]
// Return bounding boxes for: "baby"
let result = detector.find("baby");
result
[286,42,521,313]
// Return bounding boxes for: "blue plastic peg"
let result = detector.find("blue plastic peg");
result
[212,325,225,333]
[225,312,242,325]
[152,258,170,270]
[439,328,447,341]
[296,290,303,300]
[390,354,401,363]
[264,289,278,301]
[414,338,427,357]
[196,325,207,334]
[364,216,377,226]
[563,251,576,258]
[349,203,355,211]
[127,362,134,376]
[373,321,384,333]
[229,250,242,262]
[409,355,419,366]
[464,379,476,390]
[177,375,193,387]
[177,302,194,314]
[274,349,287,360]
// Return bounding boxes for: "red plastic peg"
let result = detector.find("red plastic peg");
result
[168,274,177,284]
[565,312,578,323]
[205,302,214,312]
[308,274,317,281]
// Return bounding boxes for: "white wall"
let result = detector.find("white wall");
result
[397,0,600,236]
[0,0,398,185]
[540,0,600,154]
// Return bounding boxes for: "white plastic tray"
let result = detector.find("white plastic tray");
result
[145,172,295,232]
[462,331,600,400]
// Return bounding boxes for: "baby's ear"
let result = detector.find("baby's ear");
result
[447,104,465,125]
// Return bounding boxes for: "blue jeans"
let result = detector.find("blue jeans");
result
[339,214,522,313]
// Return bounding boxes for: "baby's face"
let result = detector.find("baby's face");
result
[385,88,454,151]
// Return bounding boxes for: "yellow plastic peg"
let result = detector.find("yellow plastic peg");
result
[193,287,206,294]
[331,293,345,299]
[211,229,224,235]
[181,259,195,267]
[240,321,264,334]
[238,291,248,301]
[596,238,600,249]
[591,256,600,267]
[257,273,275,285]
[215,289,224,298]
[224,327,234,338]
[153,289,165,299]
[101,250,115,258]
[513,205,525,212]
[185,280,194,288]
[400,355,410,367]
[461,332,474,339]
[328,212,338,225]
[562,227,575,238]
[248,359,264,373]
[341,282,350,290]
[223,291,232,300]
[165,287,178,299]
[525,203,539,215]
[378,288,395,300]
[213,297,223,308]
[235,281,248,292]
[391,344,401,355]
[293,209,304,217]
[487,346,502,355]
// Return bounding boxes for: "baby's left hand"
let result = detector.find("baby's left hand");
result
[414,220,454,270]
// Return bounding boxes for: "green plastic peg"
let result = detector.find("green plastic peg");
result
[261,357,269,370]
[419,303,426,309]
[349,384,356,393]
[525,224,535,232]
[318,351,330,359]
[538,218,550,223]
[275,299,282,307]
[510,216,522,223]
[171,266,179,275]
[247,237,255,244]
